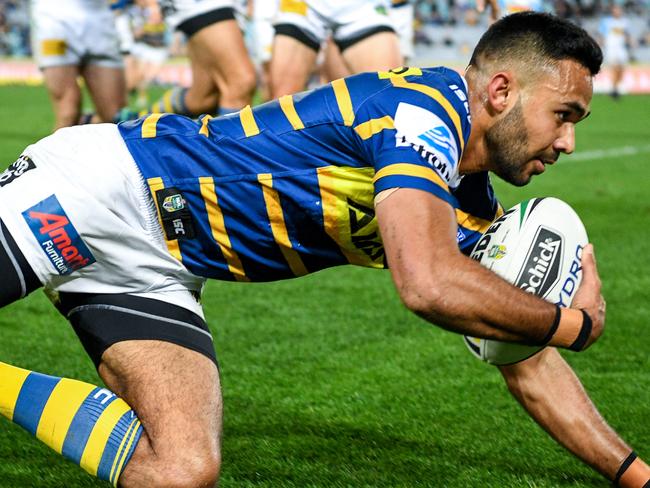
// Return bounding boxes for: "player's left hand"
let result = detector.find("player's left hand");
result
[570,244,606,349]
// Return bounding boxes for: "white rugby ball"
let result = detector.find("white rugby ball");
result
[464,197,587,365]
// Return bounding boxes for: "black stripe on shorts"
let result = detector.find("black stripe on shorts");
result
[335,25,396,53]
[177,7,236,38]
[274,23,320,52]
[58,292,217,368]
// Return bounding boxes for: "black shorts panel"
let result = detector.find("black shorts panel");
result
[274,23,320,52]
[177,7,236,38]
[57,292,217,368]
[335,25,396,53]
[0,219,41,307]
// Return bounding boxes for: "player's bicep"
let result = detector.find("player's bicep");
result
[375,188,459,292]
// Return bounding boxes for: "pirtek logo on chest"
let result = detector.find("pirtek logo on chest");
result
[23,195,95,275]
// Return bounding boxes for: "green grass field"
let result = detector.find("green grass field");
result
[0,85,649,487]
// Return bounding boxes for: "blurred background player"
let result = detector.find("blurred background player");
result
[599,4,632,99]
[30,0,127,130]
[269,0,403,98]
[248,0,279,102]
[321,0,415,84]
[136,0,256,117]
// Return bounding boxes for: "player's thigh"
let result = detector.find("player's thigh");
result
[82,65,127,121]
[341,31,402,72]
[0,216,41,308]
[42,65,82,103]
[188,20,255,89]
[269,35,318,97]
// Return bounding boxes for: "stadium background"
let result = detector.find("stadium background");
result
[0,1,649,487]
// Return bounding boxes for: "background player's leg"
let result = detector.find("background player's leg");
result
[82,65,127,123]
[341,31,402,73]
[41,65,83,130]
[269,35,318,98]
[98,340,222,487]
[186,19,256,114]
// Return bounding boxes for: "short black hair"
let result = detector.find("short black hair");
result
[469,12,602,76]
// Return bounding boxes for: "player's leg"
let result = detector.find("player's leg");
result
[339,31,402,73]
[56,292,221,487]
[321,38,352,83]
[41,65,83,130]
[82,64,128,123]
[269,34,319,98]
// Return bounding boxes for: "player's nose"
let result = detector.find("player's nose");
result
[554,124,576,155]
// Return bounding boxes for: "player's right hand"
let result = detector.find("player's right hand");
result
[570,244,605,349]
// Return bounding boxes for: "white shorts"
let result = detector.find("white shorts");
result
[0,124,205,317]
[162,0,236,33]
[274,0,395,49]
[389,2,414,59]
[251,17,275,64]
[31,0,123,69]
[604,46,629,66]
[132,43,169,65]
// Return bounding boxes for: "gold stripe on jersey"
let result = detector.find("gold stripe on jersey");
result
[354,116,394,140]
[240,105,260,137]
[257,174,308,276]
[456,205,504,233]
[373,163,449,192]
[279,0,308,15]
[141,113,165,139]
[390,77,465,152]
[147,177,182,261]
[378,67,422,79]
[317,166,384,268]
[331,79,355,127]
[199,177,249,282]
[279,95,305,130]
[199,115,213,137]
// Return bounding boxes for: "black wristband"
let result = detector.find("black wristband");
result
[568,309,592,351]
[614,451,637,486]
[540,305,562,345]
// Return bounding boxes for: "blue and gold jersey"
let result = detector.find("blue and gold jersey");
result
[118,67,501,282]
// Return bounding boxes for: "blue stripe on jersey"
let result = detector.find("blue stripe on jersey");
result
[62,387,118,464]
[13,373,60,435]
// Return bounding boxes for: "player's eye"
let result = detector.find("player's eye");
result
[556,111,571,122]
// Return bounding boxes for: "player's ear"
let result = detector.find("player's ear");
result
[486,71,515,115]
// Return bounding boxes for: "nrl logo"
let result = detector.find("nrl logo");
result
[162,194,186,213]
[487,244,507,260]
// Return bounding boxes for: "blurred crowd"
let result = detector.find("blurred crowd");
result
[1,0,649,60]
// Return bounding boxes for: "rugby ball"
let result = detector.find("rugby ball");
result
[464,197,587,365]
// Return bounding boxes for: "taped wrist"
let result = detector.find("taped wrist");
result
[545,306,593,351]
[614,451,650,488]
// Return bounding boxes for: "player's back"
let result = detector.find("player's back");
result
[119,67,499,282]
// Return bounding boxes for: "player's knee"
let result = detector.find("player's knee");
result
[217,67,256,107]
[158,452,221,488]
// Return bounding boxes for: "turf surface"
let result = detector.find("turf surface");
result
[0,84,648,487]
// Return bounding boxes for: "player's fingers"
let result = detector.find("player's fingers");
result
[580,243,601,290]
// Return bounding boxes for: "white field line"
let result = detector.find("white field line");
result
[566,144,650,162]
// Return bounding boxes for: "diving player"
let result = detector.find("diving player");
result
[30,0,127,129]
[1,12,649,488]
[269,0,403,98]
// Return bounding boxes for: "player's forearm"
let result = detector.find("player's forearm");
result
[499,348,646,484]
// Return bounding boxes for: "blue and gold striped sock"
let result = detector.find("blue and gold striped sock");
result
[148,86,190,116]
[0,361,142,486]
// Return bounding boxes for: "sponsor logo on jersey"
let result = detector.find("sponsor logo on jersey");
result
[393,103,459,184]
[22,194,96,275]
[0,155,36,187]
[515,227,562,297]
[162,194,186,213]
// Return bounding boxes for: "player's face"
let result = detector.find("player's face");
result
[487,60,593,186]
